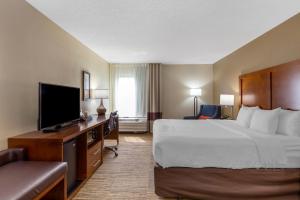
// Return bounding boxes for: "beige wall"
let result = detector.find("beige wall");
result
[213,13,300,117]
[161,64,213,119]
[0,0,109,150]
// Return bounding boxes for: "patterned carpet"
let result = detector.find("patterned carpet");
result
[74,133,171,200]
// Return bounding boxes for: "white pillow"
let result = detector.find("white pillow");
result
[277,109,300,136]
[236,105,258,128]
[249,108,281,135]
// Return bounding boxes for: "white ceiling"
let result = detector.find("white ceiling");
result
[26,0,300,64]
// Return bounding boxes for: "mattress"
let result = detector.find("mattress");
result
[153,119,300,169]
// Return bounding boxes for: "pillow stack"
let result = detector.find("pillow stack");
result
[236,105,300,136]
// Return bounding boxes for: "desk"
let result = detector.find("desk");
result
[8,115,113,199]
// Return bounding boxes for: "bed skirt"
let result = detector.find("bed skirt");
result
[154,165,300,200]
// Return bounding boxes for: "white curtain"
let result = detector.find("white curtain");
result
[110,64,149,118]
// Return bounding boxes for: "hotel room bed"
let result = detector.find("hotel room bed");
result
[153,119,300,200]
[153,59,300,200]
[153,119,300,169]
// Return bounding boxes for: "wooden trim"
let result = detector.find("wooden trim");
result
[7,139,63,161]
[239,78,243,109]
[33,174,66,200]
[240,59,300,110]
[240,71,271,109]
[270,72,273,109]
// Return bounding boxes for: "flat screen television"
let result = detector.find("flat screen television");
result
[39,83,80,131]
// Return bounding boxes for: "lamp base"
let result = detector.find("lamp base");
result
[97,98,106,115]
[222,105,234,120]
[97,105,106,115]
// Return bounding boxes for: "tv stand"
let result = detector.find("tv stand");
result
[7,115,116,199]
[42,120,80,133]
[42,125,61,133]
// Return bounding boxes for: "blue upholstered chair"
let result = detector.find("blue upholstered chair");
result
[184,105,221,120]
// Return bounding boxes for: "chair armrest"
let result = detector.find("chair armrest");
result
[210,107,222,119]
[0,148,25,167]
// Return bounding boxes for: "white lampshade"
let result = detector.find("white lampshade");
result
[220,94,234,106]
[91,89,109,99]
[190,88,202,96]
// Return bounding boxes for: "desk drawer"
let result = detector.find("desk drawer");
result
[88,141,102,162]
[87,141,102,176]
[87,158,102,177]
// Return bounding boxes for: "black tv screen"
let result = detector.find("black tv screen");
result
[39,83,80,130]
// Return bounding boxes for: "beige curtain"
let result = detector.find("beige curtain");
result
[148,63,162,132]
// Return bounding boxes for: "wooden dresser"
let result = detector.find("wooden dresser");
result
[8,115,113,199]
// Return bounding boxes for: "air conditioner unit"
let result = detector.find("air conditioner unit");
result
[119,118,148,133]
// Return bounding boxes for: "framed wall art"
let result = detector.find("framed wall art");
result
[82,71,91,100]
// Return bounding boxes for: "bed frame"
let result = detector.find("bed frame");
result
[154,59,300,200]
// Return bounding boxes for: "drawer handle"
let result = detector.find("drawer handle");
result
[93,148,102,155]
[93,159,101,167]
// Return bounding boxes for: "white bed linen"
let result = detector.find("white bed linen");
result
[153,119,300,169]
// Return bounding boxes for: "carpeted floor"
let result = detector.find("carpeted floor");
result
[74,133,171,200]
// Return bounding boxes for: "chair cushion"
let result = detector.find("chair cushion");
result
[0,161,67,200]
[198,115,210,120]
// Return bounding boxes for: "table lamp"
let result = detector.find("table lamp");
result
[220,94,234,119]
[91,89,109,115]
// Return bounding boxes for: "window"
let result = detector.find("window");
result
[111,64,149,118]
[116,77,136,117]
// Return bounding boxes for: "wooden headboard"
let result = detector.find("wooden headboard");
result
[240,59,300,110]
